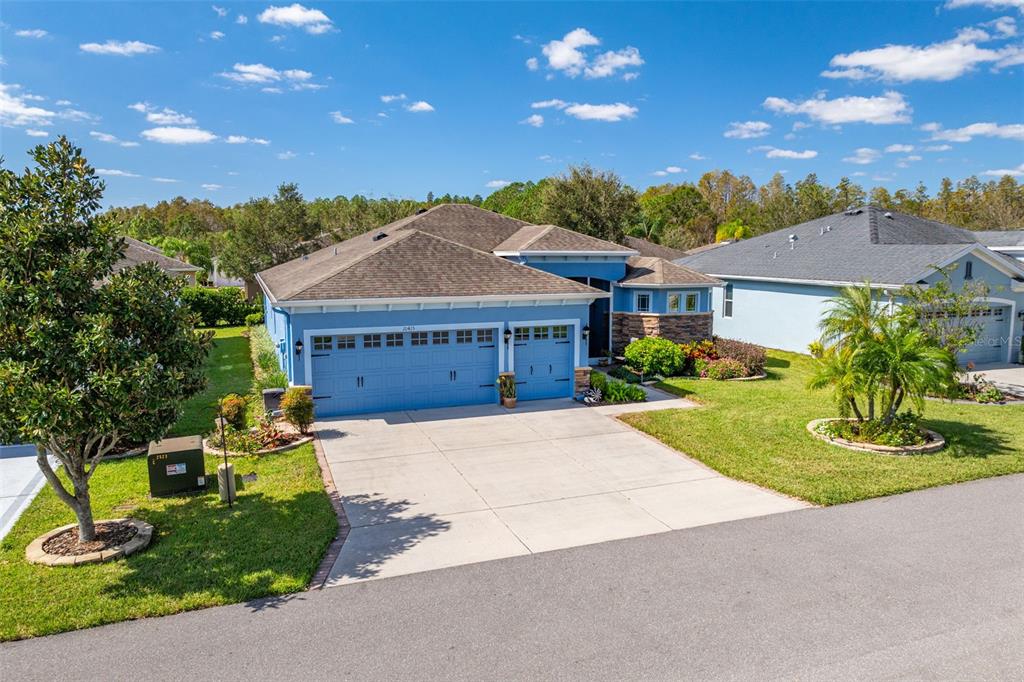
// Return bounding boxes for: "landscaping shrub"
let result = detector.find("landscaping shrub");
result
[820,413,925,447]
[180,286,260,327]
[603,378,647,403]
[693,357,711,377]
[590,370,607,392]
[281,388,314,434]
[679,339,718,376]
[703,358,747,380]
[714,337,766,377]
[219,393,248,429]
[608,365,641,383]
[624,337,685,377]
[245,311,265,327]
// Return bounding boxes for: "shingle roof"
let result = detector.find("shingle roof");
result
[971,230,1024,248]
[115,237,203,274]
[494,224,634,254]
[621,236,688,260]
[393,204,531,252]
[684,241,731,256]
[258,205,605,302]
[675,206,1014,286]
[620,257,723,287]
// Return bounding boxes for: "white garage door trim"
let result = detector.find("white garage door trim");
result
[507,318,582,374]
[304,321,505,384]
[982,297,1017,364]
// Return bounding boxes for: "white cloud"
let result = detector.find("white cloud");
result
[380,93,406,103]
[96,168,140,177]
[538,154,553,162]
[257,4,334,34]
[225,135,270,144]
[689,152,707,160]
[201,183,223,190]
[220,62,320,90]
[536,28,642,79]
[236,14,248,24]
[129,102,196,125]
[884,144,914,153]
[822,23,1024,82]
[652,165,685,176]
[276,150,297,160]
[55,99,71,106]
[141,127,218,144]
[212,5,228,17]
[15,29,48,39]
[763,91,911,125]
[924,121,1024,141]
[329,111,354,124]
[753,146,818,159]
[925,144,953,151]
[486,180,512,188]
[895,154,923,168]
[405,100,434,112]
[0,83,56,126]
[152,177,179,183]
[531,99,568,110]
[563,102,637,122]
[79,40,160,56]
[25,129,48,137]
[983,162,1024,176]
[210,31,225,40]
[59,108,98,123]
[945,0,1024,9]
[520,114,544,127]
[842,147,882,164]
[724,120,771,139]
[90,131,140,147]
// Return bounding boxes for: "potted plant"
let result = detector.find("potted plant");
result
[497,372,517,408]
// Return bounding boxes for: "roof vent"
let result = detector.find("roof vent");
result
[302,254,309,261]
[844,207,863,216]
[884,211,894,219]
[789,234,798,250]
[415,208,428,215]
[826,225,832,232]
[334,247,339,255]
[372,232,388,241]
[773,251,778,259]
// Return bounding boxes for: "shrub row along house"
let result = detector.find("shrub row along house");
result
[676,206,1024,366]
[257,204,720,416]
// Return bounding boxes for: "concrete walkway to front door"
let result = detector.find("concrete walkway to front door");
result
[317,396,808,586]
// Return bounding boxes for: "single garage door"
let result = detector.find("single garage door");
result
[513,324,573,401]
[958,306,1009,366]
[310,328,498,417]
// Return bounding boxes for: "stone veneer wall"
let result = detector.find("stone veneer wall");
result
[573,366,592,393]
[612,312,713,354]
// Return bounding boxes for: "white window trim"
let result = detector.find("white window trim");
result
[667,293,681,313]
[723,285,734,319]
[634,291,652,313]
[685,292,698,313]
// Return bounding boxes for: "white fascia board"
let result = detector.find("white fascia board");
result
[618,282,722,289]
[493,250,637,258]
[905,244,1024,284]
[254,273,277,303]
[707,274,900,289]
[279,292,608,308]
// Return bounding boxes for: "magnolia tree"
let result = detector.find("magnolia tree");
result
[0,138,212,542]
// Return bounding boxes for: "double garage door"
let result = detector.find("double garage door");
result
[957,305,1010,366]
[311,328,498,417]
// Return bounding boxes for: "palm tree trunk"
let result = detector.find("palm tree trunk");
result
[848,397,864,421]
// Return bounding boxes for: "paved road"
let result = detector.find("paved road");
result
[3,475,1023,680]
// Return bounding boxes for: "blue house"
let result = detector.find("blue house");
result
[676,206,1024,366]
[257,204,719,416]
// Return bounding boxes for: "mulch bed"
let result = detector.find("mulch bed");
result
[41,521,138,557]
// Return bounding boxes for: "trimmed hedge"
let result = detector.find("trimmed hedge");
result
[180,286,260,327]
[714,337,767,377]
[624,337,685,377]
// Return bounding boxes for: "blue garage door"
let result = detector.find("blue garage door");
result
[310,328,498,417]
[513,324,573,401]
[957,306,1009,366]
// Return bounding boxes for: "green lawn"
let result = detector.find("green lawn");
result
[0,327,337,642]
[621,351,1024,506]
[169,326,254,436]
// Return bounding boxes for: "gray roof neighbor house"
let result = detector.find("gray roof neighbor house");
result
[676,206,1024,287]
[115,237,203,280]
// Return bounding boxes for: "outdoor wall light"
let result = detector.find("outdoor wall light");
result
[294,339,304,356]
[503,328,513,344]
[582,325,591,341]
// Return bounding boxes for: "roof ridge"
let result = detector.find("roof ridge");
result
[515,224,555,251]
[867,205,880,244]
[287,229,419,300]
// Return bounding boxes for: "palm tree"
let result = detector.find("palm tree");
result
[807,345,865,420]
[818,282,885,349]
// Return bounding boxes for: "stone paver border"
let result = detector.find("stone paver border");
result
[807,418,946,455]
[25,518,154,566]
[307,428,351,590]
[202,435,313,457]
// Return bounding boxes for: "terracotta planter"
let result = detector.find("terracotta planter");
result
[501,397,517,408]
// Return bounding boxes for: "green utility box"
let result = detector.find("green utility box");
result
[147,435,207,497]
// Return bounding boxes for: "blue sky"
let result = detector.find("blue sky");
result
[1,1,1022,207]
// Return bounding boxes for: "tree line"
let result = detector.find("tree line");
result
[104,167,1024,282]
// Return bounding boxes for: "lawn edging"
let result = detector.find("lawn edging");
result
[806,418,946,456]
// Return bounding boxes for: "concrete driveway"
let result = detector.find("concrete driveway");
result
[969,362,1024,394]
[0,444,46,542]
[317,397,807,585]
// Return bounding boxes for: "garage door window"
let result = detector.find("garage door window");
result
[432,331,449,345]
[552,325,568,339]
[313,336,332,351]
[515,328,530,342]
[364,334,381,349]
[456,329,473,344]
[411,332,428,346]
[534,326,549,340]
[477,329,494,344]
[336,335,355,350]
[385,333,404,348]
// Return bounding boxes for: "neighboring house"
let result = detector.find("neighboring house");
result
[622,235,689,260]
[677,206,1024,365]
[116,237,203,284]
[257,204,718,416]
[973,230,1024,264]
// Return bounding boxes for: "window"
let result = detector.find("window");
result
[363,333,381,348]
[385,332,404,348]
[964,260,973,280]
[636,293,651,313]
[312,336,333,351]
[476,329,494,344]
[552,325,568,339]
[533,326,549,340]
[432,330,449,345]
[723,284,734,318]
[685,293,698,312]
[514,327,530,342]
[668,294,681,313]
[411,331,428,346]
[456,329,473,344]
[336,335,355,349]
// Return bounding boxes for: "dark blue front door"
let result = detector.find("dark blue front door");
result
[513,324,573,401]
